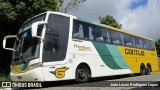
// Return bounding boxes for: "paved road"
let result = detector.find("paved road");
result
[30,73,160,90]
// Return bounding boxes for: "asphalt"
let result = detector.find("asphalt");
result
[26,73,160,90]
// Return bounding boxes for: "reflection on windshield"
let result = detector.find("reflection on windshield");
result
[19,13,46,33]
[12,14,46,65]
[12,27,42,64]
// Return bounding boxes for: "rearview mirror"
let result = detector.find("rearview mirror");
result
[31,21,47,39]
[3,35,16,51]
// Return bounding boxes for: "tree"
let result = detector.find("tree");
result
[0,0,87,77]
[99,15,122,29]
[155,38,160,56]
[59,0,86,13]
[0,0,59,76]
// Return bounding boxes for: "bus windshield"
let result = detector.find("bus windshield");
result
[12,14,46,65]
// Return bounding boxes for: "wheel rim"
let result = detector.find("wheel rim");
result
[77,68,87,79]
[141,67,145,75]
[147,67,151,74]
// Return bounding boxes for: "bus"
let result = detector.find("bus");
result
[3,11,159,82]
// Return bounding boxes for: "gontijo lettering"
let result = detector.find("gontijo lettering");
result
[125,48,145,56]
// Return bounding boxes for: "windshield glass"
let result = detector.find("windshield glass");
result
[12,14,46,65]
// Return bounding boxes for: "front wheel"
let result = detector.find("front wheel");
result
[75,65,90,83]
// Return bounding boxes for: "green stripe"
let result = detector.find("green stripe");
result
[93,42,129,69]
[77,18,106,27]
[106,44,129,69]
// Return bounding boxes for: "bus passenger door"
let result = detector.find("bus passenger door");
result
[41,30,61,81]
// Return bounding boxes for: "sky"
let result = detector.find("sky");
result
[68,0,160,41]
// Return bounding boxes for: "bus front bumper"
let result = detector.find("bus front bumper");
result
[10,67,44,81]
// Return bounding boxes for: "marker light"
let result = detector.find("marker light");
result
[29,63,43,70]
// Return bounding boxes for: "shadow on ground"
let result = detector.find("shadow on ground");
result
[33,74,138,88]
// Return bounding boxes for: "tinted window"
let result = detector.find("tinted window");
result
[124,34,134,47]
[141,39,147,49]
[134,37,142,48]
[148,40,155,51]
[73,20,85,39]
[100,27,111,43]
[73,19,112,43]
[111,30,124,45]
[43,14,69,62]
[72,20,154,51]
[43,34,59,62]
[73,20,95,41]
[93,26,103,42]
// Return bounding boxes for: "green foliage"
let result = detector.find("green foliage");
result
[0,0,59,77]
[155,38,160,56]
[99,15,122,29]
[0,71,11,81]
[0,0,59,24]
[0,0,86,77]
[0,2,16,21]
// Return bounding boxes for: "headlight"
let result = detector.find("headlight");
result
[29,63,42,70]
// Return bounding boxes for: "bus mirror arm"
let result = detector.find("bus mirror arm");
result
[31,21,47,39]
[3,35,16,51]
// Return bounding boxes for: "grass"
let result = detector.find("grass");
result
[0,76,11,81]
[0,75,11,88]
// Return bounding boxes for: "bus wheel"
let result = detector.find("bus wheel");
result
[75,65,89,83]
[146,64,151,75]
[140,65,146,75]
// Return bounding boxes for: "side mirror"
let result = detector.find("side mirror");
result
[31,21,47,39]
[3,35,16,51]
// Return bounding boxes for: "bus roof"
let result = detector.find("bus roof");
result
[21,11,153,41]
[76,17,153,41]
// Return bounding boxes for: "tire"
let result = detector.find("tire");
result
[140,66,146,75]
[146,66,151,75]
[75,65,90,83]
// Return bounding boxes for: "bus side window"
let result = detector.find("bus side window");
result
[96,27,104,42]
[124,34,134,47]
[43,33,59,62]
[73,24,84,39]
[132,37,136,47]
[142,39,147,49]
[101,28,111,43]
[139,39,143,49]
[93,26,104,42]
[148,40,155,51]
[88,27,94,40]
[134,37,142,48]
[111,30,124,45]
[146,40,150,50]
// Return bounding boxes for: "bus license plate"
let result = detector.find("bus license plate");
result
[17,76,22,79]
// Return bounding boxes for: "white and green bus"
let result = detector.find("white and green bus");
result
[3,11,159,82]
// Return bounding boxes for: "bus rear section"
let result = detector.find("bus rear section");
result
[71,18,159,78]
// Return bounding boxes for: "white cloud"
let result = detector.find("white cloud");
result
[120,0,160,40]
[68,0,160,40]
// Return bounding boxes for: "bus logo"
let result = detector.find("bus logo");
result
[125,48,145,56]
[74,44,91,51]
[55,68,69,78]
